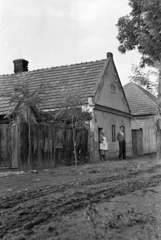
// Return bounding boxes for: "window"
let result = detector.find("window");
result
[111,84,116,93]
[112,125,116,142]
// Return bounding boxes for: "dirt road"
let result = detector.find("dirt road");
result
[1,154,161,240]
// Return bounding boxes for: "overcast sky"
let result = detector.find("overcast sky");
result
[0,0,141,85]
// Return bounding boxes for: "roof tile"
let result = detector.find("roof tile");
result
[0,59,107,115]
[123,82,157,116]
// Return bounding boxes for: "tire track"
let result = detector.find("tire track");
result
[1,164,161,210]
[1,173,161,238]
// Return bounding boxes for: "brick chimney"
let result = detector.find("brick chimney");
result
[107,52,113,58]
[13,59,29,73]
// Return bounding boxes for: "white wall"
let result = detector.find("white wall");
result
[93,109,132,159]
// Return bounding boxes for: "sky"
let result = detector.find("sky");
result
[0,0,141,86]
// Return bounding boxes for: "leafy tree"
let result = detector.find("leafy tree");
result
[42,89,91,166]
[116,0,161,155]
[129,64,158,95]
[3,80,45,169]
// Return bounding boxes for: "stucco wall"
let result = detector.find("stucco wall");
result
[88,58,132,161]
[90,109,132,160]
[94,60,129,113]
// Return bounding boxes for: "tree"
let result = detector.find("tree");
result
[42,89,91,166]
[3,80,45,169]
[116,0,161,156]
[129,64,158,95]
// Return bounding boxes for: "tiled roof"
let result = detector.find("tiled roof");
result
[123,82,157,116]
[136,84,158,104]
[0,58,109,115]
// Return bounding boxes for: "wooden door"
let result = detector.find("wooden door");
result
[144,128,157,154]
[132,129,143,156]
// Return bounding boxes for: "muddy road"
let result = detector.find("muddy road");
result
[1,154,161,240]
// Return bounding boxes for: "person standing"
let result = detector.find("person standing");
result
[99,129,108,161]
[117,126,126,159]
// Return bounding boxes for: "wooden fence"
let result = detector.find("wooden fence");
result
[0,123,88,170]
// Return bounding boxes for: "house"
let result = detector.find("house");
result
[124,82,157,155]
[0,52,132,163]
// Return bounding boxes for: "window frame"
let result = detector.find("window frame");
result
[110,84,116,93]
[111,124,116,142]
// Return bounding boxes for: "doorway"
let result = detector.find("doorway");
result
[132,128,143,156]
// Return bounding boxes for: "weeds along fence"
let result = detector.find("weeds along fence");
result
[0,123,88,170]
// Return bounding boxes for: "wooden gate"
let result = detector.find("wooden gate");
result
[19,123,54,170]
[132,129,143,156]
[55,127,88,165]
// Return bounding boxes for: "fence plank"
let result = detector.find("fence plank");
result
[64,128,73,165]
[76,129,82,163]
[19,122,29,169]
[51,124,56,167]
[7,125,12,167]
[0,125,12,167]
[48,124,54,167]
[31,123,38,169]
[55,127,65,165]
[79,129,88,163]
[42,124,49,168]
